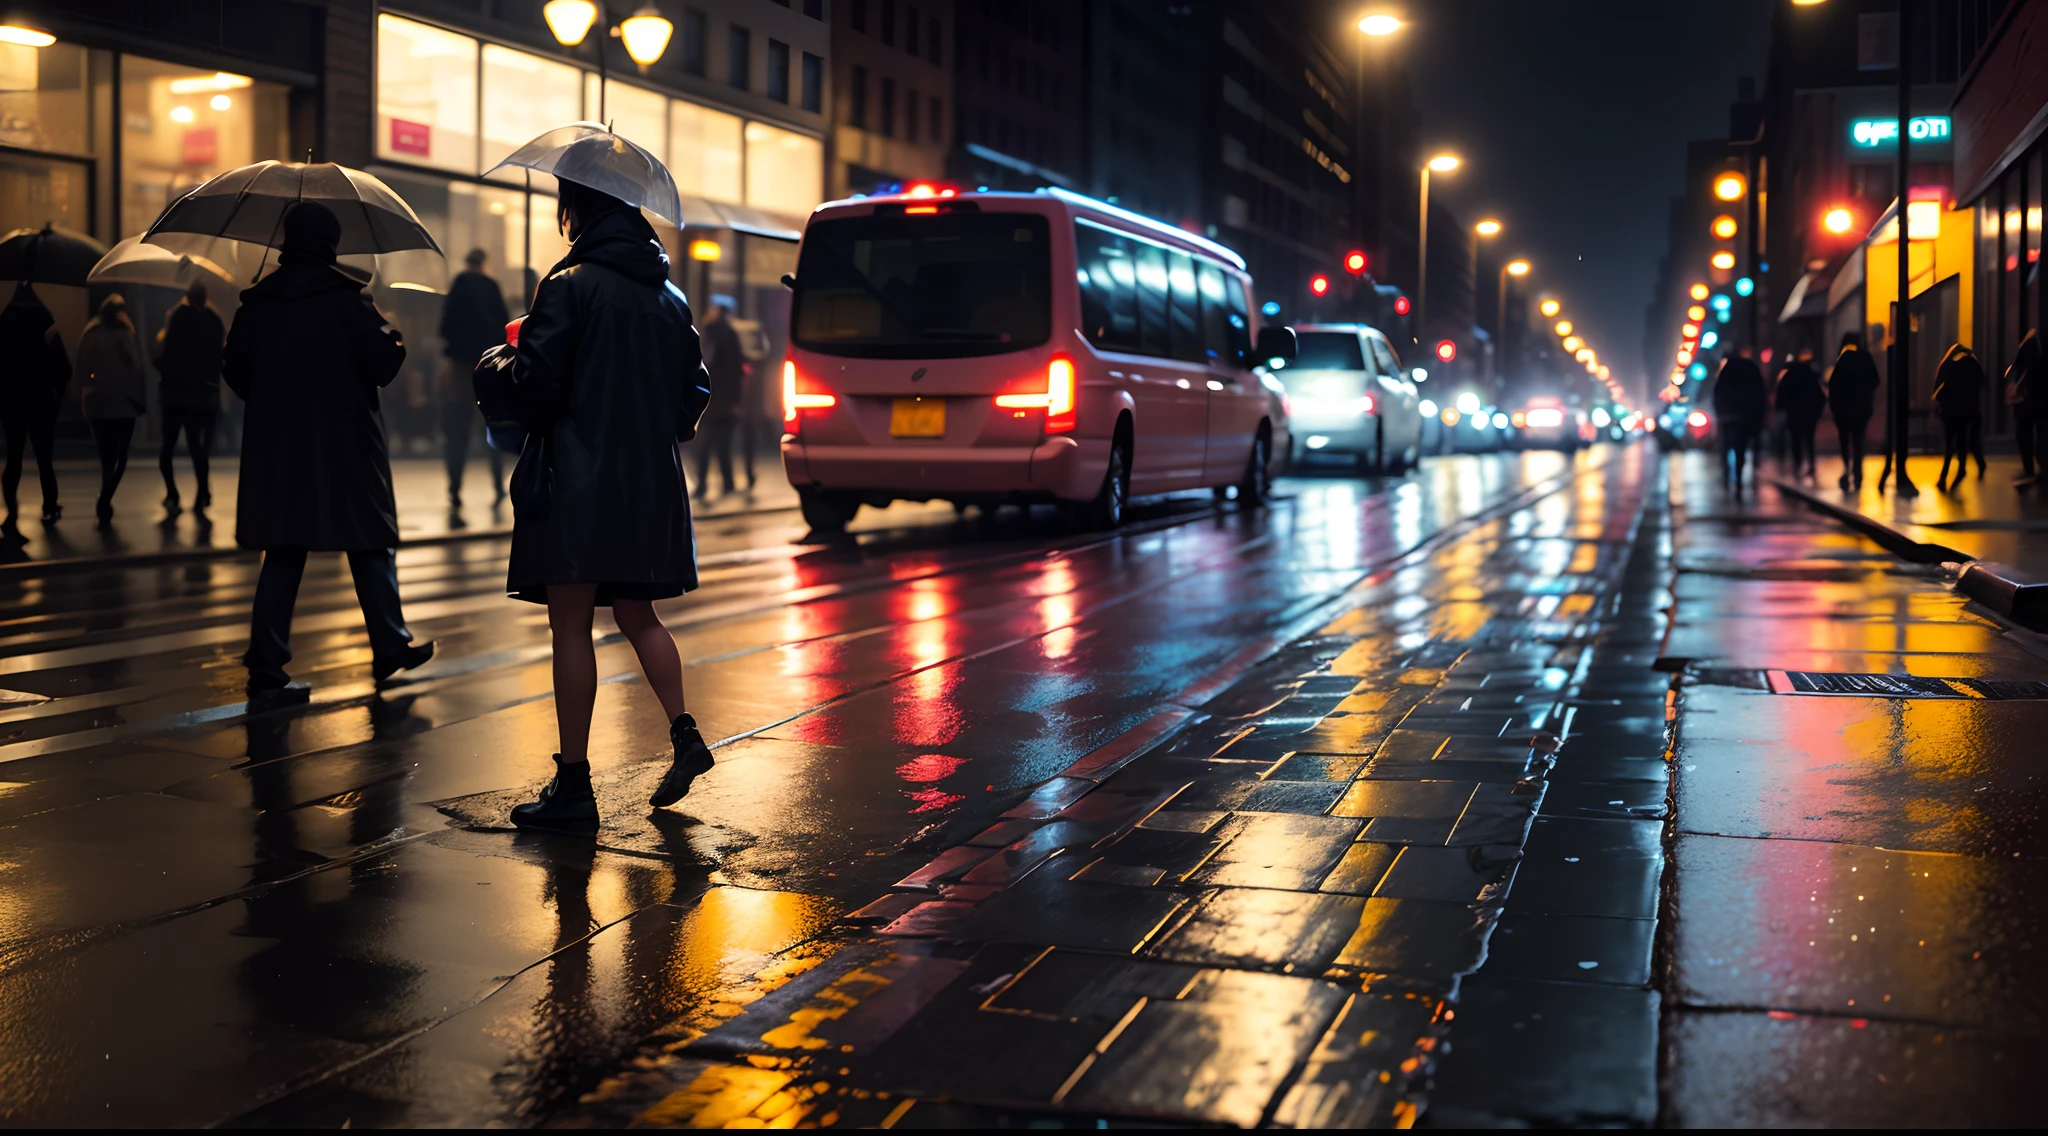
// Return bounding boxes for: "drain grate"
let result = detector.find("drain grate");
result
[1770,671,2048,700]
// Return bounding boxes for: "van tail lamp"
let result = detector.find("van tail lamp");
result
[782,361,836,425]
[1526,407,1564,428]
[994,356,1078,434]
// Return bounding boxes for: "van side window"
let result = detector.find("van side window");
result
[1368,335,1403,379]
[1166,251,1204,362]
[1196,261,1232,366]
[1133,241,1170,357]
[1222,275,1252,368]
[1075,222,1140,351]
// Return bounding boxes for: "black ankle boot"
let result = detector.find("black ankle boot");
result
[512,755,598,835]
[650,714,715,807]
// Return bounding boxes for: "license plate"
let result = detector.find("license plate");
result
[890,398,946,437]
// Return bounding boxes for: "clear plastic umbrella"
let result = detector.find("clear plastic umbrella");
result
[487,122,683,227]
[87,236,237,291]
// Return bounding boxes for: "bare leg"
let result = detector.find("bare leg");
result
[548,583,599,764]
[613,598,687,721]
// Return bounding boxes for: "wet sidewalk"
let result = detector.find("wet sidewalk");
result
[1771,452,2048,572]
[1658,452,2046,1126]
[0,454,798,570]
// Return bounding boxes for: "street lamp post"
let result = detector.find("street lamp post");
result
[544,0,673,122]
[1495,258,1530,404]
[1418,153,1460,346]
[1885,0,1918,497]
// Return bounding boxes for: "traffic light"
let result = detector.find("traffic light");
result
[1310,274,1330,296]
[1435,340,1457,363]
[1393,295,1411,316]
[1343,250,1368,275]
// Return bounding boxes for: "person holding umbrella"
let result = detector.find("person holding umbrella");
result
[473,124,712,835]
[156,279,227,517]
[75,294,148,524]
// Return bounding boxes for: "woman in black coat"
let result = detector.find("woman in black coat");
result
[480,179,712,835]
[1931,343,1987,492]
[1773,350,1827,479]
[1827,331,1881,492]
[225,202,435,706]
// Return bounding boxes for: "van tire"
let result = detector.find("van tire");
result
[1075,440,1130,531]
[1239,429,1272,506]
[797,488,858,539]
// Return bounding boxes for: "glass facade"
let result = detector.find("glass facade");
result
[1974,139,2043,436]
[119,59,290,238]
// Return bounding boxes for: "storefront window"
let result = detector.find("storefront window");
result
[482,44,579,185]
[377,14,479,174]
[670,99,743,203]
[586,76,668,166]
[744,121,823,219]
[119,59,289,237]
[0,40,91,156]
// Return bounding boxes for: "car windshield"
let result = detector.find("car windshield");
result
[791,212,1052,359]
[1291,331,1367,370]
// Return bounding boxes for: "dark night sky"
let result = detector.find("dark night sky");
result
[1402,0,1775,389]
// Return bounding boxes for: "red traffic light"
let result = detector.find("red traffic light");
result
[1310,274,1330,296]
[1434,339,1458,363]
[1344,250,1368,275]
[1393,296,1411,316]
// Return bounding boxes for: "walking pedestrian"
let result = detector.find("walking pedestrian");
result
[1773,348,1826,479]
[156,279,226,517]
[473,177,713,835]
[76,294,148,525]
[224,202,435,710]
[1931,342,1988,493]
[1827,331,1880,492]
[439,248,511,507]
[2005,329,2044,484]
[0,283,71,531]
[693,297,745,501]
[1711,346,1768,495]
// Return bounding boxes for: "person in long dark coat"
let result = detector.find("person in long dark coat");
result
[438,248,511,506]
[156,279,227,516]
[1931,342,1988,492]
[1773,349,1827,479]
[0,283,71,530]
[224,202,435,709]
[693,297,746,499]
[1711,346,1768,494]
[2003,329,2044,483]
[1827,330,1881,492]
[76,293,148,524]
[476,177,712,835]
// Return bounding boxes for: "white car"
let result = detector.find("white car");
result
[1280,323,1422,473]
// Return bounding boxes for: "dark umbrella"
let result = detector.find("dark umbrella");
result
[142,160,442,258]
[0,224,112,286]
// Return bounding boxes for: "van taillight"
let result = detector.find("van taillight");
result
[783,361,836,426]
[994,356,1077,434]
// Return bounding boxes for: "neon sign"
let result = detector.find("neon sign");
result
[1849,116,1951,147]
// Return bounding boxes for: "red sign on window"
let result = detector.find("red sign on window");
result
[182,127,218,166]
[390,118,432,156]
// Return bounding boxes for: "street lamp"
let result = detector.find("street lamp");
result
[1710,250,1736,271]
[1823,207,1855,234]
[1358,13,1403,35]
[1540,299,1560,318]
[1555,320,1573,337]
[1487,258,1529,401]
[546,0,672,120]
[1475,218,1502,237]
[1417,152,1460,342]
[1713,173,1746,201]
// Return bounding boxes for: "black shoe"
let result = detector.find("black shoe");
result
[650,713,716,807]
[373,640,435,685]
[449,490,463,508]
[512,755,598,835]
[96,499,113,523]
[163,491,182,518]
[247,682,312,712]
[40,504,59,522]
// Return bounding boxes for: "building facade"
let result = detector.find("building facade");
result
[949,0,1084,191]
[829,0,954,199]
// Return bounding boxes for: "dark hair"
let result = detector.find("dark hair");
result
[98,293,127,320]
[557,180,632,233]
[1841,330,1863,349]
[465,247,488,268]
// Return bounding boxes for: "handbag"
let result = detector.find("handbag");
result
[471,342,529,454]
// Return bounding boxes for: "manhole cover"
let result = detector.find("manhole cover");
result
[1768,671,2048,700]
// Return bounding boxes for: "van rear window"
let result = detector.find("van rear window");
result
[1292,332,1367,371]
[791,213,1051,358]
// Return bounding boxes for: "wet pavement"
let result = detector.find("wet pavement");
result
[5,441,2042,1126]
[1773,452,2048,570]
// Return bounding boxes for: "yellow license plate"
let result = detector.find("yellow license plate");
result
[890,398,946,437]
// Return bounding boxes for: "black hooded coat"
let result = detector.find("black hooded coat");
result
[224,255,407,550]
[489,208,710,603]
[1827,345,1881,423]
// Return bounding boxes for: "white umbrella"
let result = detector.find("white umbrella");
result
[87,236,237,291]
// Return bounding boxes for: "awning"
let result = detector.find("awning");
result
[679,197,806,242]
[1778,272,1826,323]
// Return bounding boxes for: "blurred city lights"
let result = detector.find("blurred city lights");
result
[1711,251,1737,270]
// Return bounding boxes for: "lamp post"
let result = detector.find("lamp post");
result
[544,0,673,122]
[1884,0,1918,497]
[1494,258,1529,403]
[1418,153,1460,345]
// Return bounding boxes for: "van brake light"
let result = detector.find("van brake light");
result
[993,357,1077,433]
[783,361,836,424]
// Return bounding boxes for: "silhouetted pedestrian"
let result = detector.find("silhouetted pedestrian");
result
[1774,348,1826,479]
[693,297,745,500]
[439,248,510,507]
[156,279,226,517]
[474,177,712,836]
[2005,329,2044,484]
[76,294,147,524]
[1712,346,1768,494]
[0,283,70,530]
[1932,343,1987,492]
[224,202,436,710]
[1827,331,1880,492]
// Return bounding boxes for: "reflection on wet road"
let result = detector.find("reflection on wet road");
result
[0,451,1590,1125]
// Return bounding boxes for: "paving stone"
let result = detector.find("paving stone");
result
[983,948,1200,1019]
[1372,845,1518,904]
[1133,808,1228,835]
[1150,888,1367,972]
[1264,752,1369,781]
[1446,781,1543,846]
[949,869,1189,954]
[1507,816,1663,920]
[964,818,1041,848]
[1318,842,1401,896]
[1426,977,1658,1126]
[1287,712,1403,753]
[1065,858,1167,887]
[1001,777,1098,820]
[1360,815,1457,845]
[895,845,999,890]
[1538,777,1667,820]
[1483,913,1654,986]
[847,892,927,924]
[1329,897,1490,978]
[1330,779,1477,820]
[1186,812,1361,890]
[1237,779,1348,815]
[1270,991,1440,1128]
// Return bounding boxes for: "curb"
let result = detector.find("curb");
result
[1771,478,2046,630]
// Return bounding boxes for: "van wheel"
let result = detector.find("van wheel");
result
[797,488,858,540]
[1239,431,1272,506]
[1076,442,1129,531]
